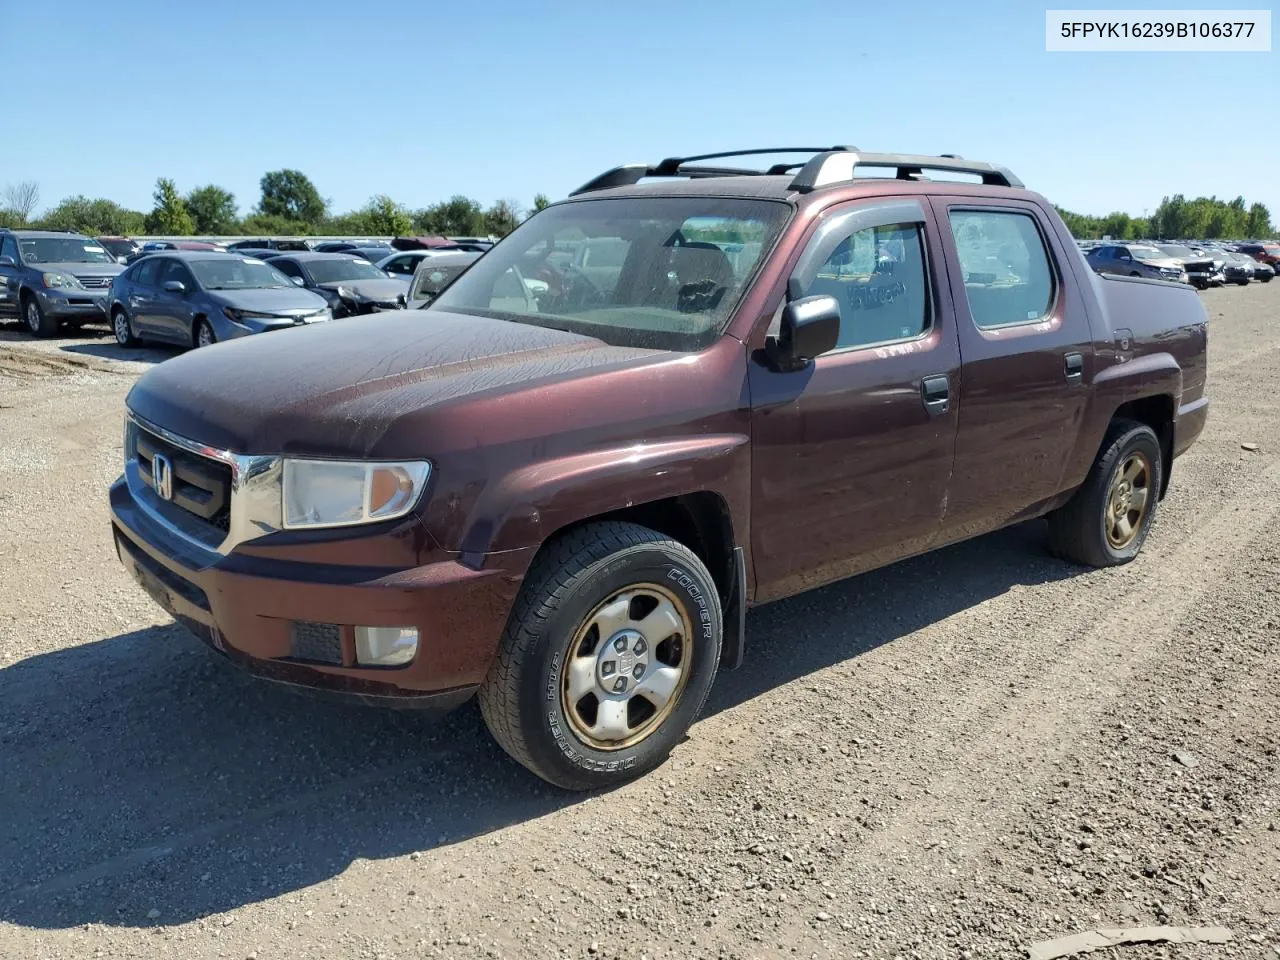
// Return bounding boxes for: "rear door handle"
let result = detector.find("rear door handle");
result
[1065,352,1084,383]
[921,374,950,415]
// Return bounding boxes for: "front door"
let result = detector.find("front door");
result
[127,257,164,335]
[153,259,198,344]
[749,198,961,602]
[930,198,1096,543]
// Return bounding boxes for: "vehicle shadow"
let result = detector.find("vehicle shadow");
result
[0,520,1080,930]
[59,342,178,365]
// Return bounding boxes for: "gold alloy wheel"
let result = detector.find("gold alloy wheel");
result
[560,583,693,751]
[1105,451,1152,549]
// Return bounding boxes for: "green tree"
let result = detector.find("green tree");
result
[185,185,238,234]
[1245,203,1273,238]
[145,178,195,235]
[240,213,311,236]
[360,195,412,236]
[531,193,550,213]
[414,195,485,235]
[38,196,146,235]
[257,169,326,225]
[484,198,521,237]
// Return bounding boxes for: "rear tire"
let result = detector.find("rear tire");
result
[112,307,139,347]
[1047,419,1162,568]
[22,294,58,338]
[479,521,722,791]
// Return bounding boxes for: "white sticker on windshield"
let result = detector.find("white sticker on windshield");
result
[84,245,106,253]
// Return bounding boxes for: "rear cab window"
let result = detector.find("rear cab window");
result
[947,209,1056,328]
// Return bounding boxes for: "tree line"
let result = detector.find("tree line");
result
[0,172,554,238]
[2,173,1273,241]
[1056,194,1274,240]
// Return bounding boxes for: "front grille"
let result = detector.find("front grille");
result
[127,421,233,544]
[75,276,113,289]
[290,621,344,664]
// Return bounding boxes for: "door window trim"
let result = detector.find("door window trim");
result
[786,199,938,356]
[944,203,1062,331]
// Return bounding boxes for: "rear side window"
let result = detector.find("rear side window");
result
[134,258,162,286]
[949,210,1055,328]
[801,223,930,349]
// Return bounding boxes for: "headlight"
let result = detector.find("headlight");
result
[223,307,281,322]
[42,272,83,290]
[335,286,362,301]
[282,459,430,529]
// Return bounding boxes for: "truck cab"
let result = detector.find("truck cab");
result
[110,147,1209,790]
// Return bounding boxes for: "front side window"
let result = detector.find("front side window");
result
[17,236,114,264]
[948,209,1055,328]
[410,260,477,300]
[429,197,790,351]
[0,236,18,262]
[272,259,305,281]
[133,258,162,286]
[158,260,195,289]
[799,222,930,349]
[385,255,417,276]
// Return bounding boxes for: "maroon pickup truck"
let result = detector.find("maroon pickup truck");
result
[110,147,1209,790]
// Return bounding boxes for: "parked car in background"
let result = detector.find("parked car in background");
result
[1086,243,1187,283]
[110,146,1209,791]
[405,250,481,308]
[1224,251,1271,282]
[1215,251,1253,285]
[107,252,331,348]
[268,252,408,316]
[1154,244,1219,289]
[126,240,222,264]
[377,249,437,282]
[226,238,312,253]
[98,236,140,264]
[0,229,125,336]
[1235,241,1280,268]
[311,241,396,262]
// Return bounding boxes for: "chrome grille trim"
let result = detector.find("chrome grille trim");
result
[74,275,113,289]
[125,412,282,557]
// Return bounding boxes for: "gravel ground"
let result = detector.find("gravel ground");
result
[0,287,1277,960]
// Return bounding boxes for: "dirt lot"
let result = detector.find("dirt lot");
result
[1,288,1278,960]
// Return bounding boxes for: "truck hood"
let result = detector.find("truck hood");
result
[126,310,664,457]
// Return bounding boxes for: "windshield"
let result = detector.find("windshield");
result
[18,236,114,264]
[410,258,479,300]
[305,258,392,283]
[1157,245,1196,259]
[188,257,294,290]
[428,197,790,350]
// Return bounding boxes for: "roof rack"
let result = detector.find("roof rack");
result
[570,146,1023,196]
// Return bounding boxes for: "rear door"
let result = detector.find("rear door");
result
[749,198,961,602]
[930,198,1095,543]
[128,257,164,335]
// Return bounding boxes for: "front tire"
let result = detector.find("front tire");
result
[479,521,722,790]
[112,307,139,347]
[1047,419,1162,567]
[23,295,57,338]
[194,318,216,348]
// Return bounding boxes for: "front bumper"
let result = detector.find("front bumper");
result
[38,288,108,319]
[109,474,531,704]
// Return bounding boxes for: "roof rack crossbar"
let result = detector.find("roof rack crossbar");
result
[569,148,1022,196]
[788,150,1023,191]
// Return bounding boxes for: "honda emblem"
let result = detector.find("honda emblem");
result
[152,452,174,501]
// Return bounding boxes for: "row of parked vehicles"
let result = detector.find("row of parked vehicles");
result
[0,229,485,342]
[1079,237,1279,289]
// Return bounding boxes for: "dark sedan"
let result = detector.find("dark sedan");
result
[311,240,395,262]
[268,252,408,317]
[107,252,332,348]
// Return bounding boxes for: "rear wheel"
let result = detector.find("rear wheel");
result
[1047,419,1162,567]
[23,294,57,338]
[112,307,139,347]
[479,521,722,790]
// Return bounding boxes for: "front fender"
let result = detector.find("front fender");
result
[456,433,751,558]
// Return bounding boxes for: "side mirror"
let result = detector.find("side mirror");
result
[291,276,305,286]
[117,256,128,265]
[766,294,841,371]
[0,256,14,267]
[162,280,186,294]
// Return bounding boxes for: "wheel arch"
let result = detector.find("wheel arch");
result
[1111,394,1176,498]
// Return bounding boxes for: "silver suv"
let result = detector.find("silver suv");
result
[0,229,126,336]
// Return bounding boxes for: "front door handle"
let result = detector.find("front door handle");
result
[921,374,950,415]
[1065,352,1084,383]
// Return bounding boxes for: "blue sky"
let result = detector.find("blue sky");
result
[5,0,1276,220]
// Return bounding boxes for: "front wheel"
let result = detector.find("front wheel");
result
[479,521,722,790]
[23,295,57,338]
[1047,419,1163,567]
[194,318,216,348]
